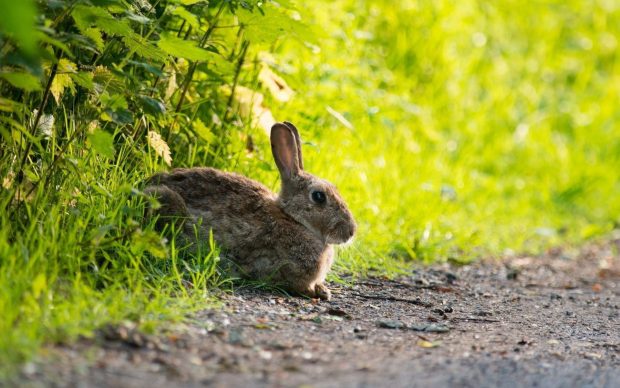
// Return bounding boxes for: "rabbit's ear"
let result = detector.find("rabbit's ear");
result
[282,121,304,170]
[271,123,301,180]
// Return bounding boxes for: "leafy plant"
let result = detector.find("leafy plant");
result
[0,0,313,372]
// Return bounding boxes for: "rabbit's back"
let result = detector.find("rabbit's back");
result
[147,167,275,207]
[146,168,319,270]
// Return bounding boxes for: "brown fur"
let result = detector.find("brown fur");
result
[144,122,356,300]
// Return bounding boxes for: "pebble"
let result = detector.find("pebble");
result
[410,323,450,333]
[377,320,405,329]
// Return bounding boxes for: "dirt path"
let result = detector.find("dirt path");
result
[18,242,620,387]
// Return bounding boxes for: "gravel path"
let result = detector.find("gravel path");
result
[16,241,620,387]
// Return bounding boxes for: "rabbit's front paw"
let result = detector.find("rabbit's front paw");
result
[315,283,331,301]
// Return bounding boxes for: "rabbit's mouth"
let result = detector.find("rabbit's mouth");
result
[326,222,356,245]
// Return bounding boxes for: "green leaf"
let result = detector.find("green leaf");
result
[93,66,125,94]
[88,130,115,159]
[51,74,74,104]
[127,60,164,77]
[0,98,24,113]
[0,0,38,56]
[122,35,167,62]
[179,0,208,5]
[70,72,95,90]
[237,5,316,44]
[124,11,151,25]
[157,33,214,61]
[37,31,75,59]
[72,5,133,37]
[171,6,200,29]
[83,28,105,51]
[50,59,77,104]
[101,93,128,110]
[131,230,167,259]
[0,72,42,91]
[102,108,133,125]
[137,95,166,116]
[192,118,215,142]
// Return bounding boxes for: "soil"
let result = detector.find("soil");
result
[16,241,620,388]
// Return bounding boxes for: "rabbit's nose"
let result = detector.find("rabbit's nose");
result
[347,218,357,238]
[334,220,356,243]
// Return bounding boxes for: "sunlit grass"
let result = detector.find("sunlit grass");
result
[265,0,620,272]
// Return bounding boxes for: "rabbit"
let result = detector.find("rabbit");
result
[144,122,356,300]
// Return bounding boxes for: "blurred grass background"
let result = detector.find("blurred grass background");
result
[1,0,619,372]
[277,0,620,271]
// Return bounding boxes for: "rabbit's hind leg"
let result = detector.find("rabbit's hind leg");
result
[144,185,190,233]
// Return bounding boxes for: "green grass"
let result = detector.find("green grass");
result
[272,0,620,270]
[1,0,619,375]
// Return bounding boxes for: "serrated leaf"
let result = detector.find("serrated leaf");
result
[171,6,200,29]
[58,58,78,74]
[147,130,172,166]
[123,35,167,61]
[83,27,104,51]
[88,130,115,159]
[0,72,42,91]
[70,72,95,90]
[158,33,214,61]
[72,5,133,37]
[51,59,77,104]
[237,5,316,44]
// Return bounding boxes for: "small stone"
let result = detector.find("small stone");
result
[228,327,244,345]
[21,362,37,376]
[506,268,519,280]
[258,350,272,360]
[445,272,458,284]
[377,320,405,329]
[409,323,450,333]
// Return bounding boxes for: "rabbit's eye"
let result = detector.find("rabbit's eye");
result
[311,190,326,204]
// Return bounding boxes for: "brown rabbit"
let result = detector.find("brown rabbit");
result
[144,122,356,300]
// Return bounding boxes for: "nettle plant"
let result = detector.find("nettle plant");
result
[0,0,313,251]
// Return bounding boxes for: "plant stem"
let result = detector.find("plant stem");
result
[173,2,227,115]
[16,53,60,177]
[223,40,249,123]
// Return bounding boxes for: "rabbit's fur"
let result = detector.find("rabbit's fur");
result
[144,122,356,300]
